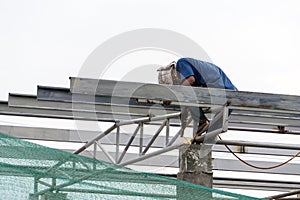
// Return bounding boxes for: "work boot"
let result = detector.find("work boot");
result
[192,120,210,144]
[196,120,210,136]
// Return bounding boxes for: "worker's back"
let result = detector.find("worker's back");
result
[176,57,237,90]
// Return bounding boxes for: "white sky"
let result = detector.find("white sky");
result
[1,0,300,198]
[0,0,300,100]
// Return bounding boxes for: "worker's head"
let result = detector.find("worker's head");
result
[157,61,181,85]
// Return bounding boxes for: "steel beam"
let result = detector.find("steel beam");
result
[1,125,300,157]
[266,189,300,199]
[0,101,126,122]
[37,86,180,112]
[32,87,300,133]
[213,177,300,192]
[70,77,300,113]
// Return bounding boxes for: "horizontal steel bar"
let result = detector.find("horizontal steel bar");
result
[1,144,300,176]
[119,142,184,166]
[1,125,300,157]
[116,112,181,126]
[267,189,300,199]
[16,88,300,130]
[37,86,181,111]
[10,93,176,116]
[0,102,126,122]
[213,177,300,192]
[9,94,147,118]
[70,77,300,113]
[217,140,300,151]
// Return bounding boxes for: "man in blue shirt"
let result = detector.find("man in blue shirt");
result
[173,58,237,137]
[176,58,237,90]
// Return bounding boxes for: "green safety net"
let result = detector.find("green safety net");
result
[0,132,262,200]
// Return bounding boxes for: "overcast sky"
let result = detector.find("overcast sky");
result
[1,1,300,197]
[0,0,300,101]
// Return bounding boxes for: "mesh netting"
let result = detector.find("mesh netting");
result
[0,132,262,200]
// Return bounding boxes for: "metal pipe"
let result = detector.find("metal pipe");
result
[93,142,97,159]
[217,140,300,151]
[117,117,150,126]
[167,128,183,147]
[117,124,141,164]
[196,128,223,144]
[139,123,143,155]
[230,105,300,115]
[165,119,170,146]
[120,142,184,166]
[266,189,300,199]
[150,112,181,121]
[117,112,180,126]
[167,117,192,146]
[73,124,116,154]
[95,141,115,164]
[116,126,120,161]
[142,120,167,155]
[180,117,192,137]
[34,177,38,193]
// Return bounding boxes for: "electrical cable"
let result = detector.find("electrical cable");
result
[218,135,300,170]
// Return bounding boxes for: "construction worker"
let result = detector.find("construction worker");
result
[158,57,237,137]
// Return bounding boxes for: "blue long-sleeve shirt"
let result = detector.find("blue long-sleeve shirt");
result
[176,58,237,90]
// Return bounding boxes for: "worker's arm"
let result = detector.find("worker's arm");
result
[162,76,195,105]
[181,76,195,86]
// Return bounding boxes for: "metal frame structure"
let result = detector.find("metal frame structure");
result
[1,77,300,198]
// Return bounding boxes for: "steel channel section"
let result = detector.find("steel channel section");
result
[8,94,147,120]
[0,101,123,122]
[36,86,180,114]
[8,93,300,133]
[13,91,300,132]
[2,124,300,155]
[70,77,300,114]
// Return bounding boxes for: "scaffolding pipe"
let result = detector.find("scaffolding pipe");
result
[197,128,224,144]
[165,119,170,145]
[142,120,167,155]
[266,189,300,199]
[117,124,141,164]
[117,112,180,126]
[73,124,116,154]
[167,117,192,147]
[95,141,116,164]
[116,126,120,161]
[139,123,143,155]
[120,142,184,166]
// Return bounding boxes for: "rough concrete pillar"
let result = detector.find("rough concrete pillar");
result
[177,144,213,199]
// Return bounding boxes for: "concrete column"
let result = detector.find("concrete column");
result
[177,144,213,187]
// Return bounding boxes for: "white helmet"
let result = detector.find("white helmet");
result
[157,61,180,85]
